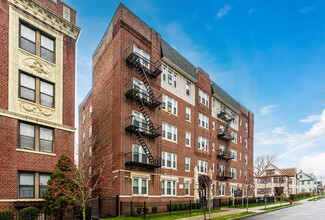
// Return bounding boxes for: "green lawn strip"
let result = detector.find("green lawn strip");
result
[227,202,276,209]
[103,209,226,220]
[308,196,325,201]
[259,203,298,211]
[211,212,255,220]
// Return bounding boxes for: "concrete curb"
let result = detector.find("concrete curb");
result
[231,203,301,219]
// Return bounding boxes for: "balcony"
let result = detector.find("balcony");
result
[125,115,161,138]
[125,152,161,169]
[217,108,234,123]
[217,129,233,142]
[217,151,234,161]
[216,172,234,181]
[125,80,161,109]
[125,48,162,78]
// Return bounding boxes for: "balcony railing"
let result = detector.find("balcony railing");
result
[217,129,233,142]
[217,151,234,161]
[125,152,161,168]
[125,47,162,78]
[125,115,161,138]
[216,172,234,180]
[217,108,234,123]
[125,80,161,109]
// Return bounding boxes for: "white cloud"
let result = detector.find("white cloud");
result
[248,8,258,14]
[260,104,278,115]
[204,24,212,31]
[300,153,325,177]
[299,114,322,123]
[216,5,231,20]
[299,6,315,14]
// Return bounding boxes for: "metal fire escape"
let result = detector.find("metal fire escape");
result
[124,48,162,168]
[216,107,235,180]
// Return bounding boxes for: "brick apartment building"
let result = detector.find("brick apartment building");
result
[0,0,80,211]
[79,3,254,215]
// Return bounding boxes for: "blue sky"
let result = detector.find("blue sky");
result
[66,0,325,177]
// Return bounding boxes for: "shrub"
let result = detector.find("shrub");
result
[143,206,149,214]
[19,207,39,220]
[167,204,171,212]
[0,210,14,220]
[197,202,202,209]
[174,203,179,211]
[136,207,142,215]
[185,203,190,210]
[179,203,184,210]
[191,202,196,209]
[151,206,158,213]
[289,192,311,201]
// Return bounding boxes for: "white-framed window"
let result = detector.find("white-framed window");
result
[245,122,248,132]
[133,78,149,101]
[133,44,150,68]
[220,125,225,134]
[219,164,225,175]
[198,136,208,151]
[185,182,190,196]
[162,94,178,115]
[132,145,148,164]
[185,157,190,171]
[89,126,92,138]
[231,131,237,143]
[240,152,242,161]
[240,118,242,126]
[212,121,215,130]
[132,177,148,195]
[240,136,242,143]
[173,73,177,88]
[231,149,237,160]
[162,123,177,142]
[239,170,242,177]
[212,163,215,172]
[162,151,177,169]
[245,139,248,148]
[89,105,92,118]
[162,180,177,196]
[168,70,173,84]
[185,132,191,147]
[199,89,209,107]
[82,132,85,143]
[245,171,247,180]
[199,113,209,129]
[219,185,225,196]
[82,114,85,124]
[186,81,191,96]
[212,142,215,151]
[186,107,191,122]
[132,111,149,133]
[230,186,236,196]
[197,160,208,174]
[219,145,225,155]
[162,66,167,82]
[89,145,92,157]
[245,155,248,164]
[213,98,216,108]
[231,168,237,179]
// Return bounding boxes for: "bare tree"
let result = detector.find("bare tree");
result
[254,154,278,177]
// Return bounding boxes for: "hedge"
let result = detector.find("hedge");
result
[289,192,311,201]
[167,202,202,211]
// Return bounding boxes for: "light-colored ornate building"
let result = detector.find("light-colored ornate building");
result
[255,164,298,197]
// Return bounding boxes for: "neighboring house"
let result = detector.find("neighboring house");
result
[317,181,323,194]
[255,164,298,197]
[297,171,317,193]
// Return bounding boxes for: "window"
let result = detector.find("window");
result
[89,126,92,138]
[245,139,248,148]
[132,111,149,133]
[133,45,150,68]
[198,136,208,151]
[168,70,173,84]
[185,132,191,147]
[245,155,248,164]
[89,105,92,117]
[230,168,237,179]
[245,122,248,132]
[185,157,190,171]
[239,170,242,177]
[82,132,85,144]
[162,152,177,169]
[20,23,55,63]
[186,82,191,96]
[198,113,209,129]
[83,114,85,124]
[19,122,53,153]
[230,149,237,160]
[212,121,215,130]
[20,72,54,108]
[162,94,178,115]
[133,145,148,164]
[162,66,167,82]
[219,185,225,196]
[266,170,275,175]
[19,173,34,198]
[185,182,190,196]
[132,178,148,195]
[39,174,50,197]
[219,145,225,155]
[219,165,225,175]
[240,136,242,143]
[173,73,177,88]
[245,171,247,180]
[162,123,177,142]
[162,180,177,196]
[212,142,215,151]
[133,78,149,101]
[230,186,236,196]
[239,152,242,160]
[89,145,92,157]
[197,160,208,174]
[220,125,225,134]
[199,89,209,107]
[186,107,191,122]
[230,131,237,143]
[240,118,242,126]
[212,163,215,172]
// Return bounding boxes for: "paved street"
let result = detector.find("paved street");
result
[247,199,325,220]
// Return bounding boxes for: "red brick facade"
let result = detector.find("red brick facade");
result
[0,0,79,211]
[79,3,254,216]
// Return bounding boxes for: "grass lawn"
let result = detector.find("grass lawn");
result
[227,202,276,209]
[308,196,325,201]
[102,209,226,220]
[259,203,298,211]
[211,212,255,220]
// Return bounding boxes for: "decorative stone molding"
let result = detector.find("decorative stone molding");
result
[9,0,80,39]
[19,100,54,120]
[194,166,198,200]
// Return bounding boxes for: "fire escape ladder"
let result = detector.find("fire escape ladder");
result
[134,129,155,165]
